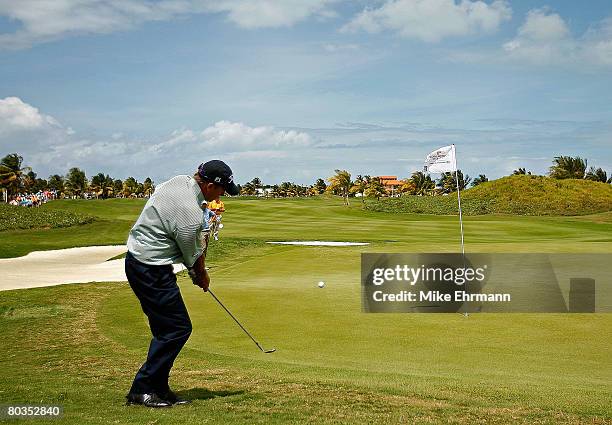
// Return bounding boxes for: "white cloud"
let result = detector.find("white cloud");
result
[0,0,337,49]
[0,97,128,176]
[0,0,194,49]
[577,17,612,67]
[206,0,336,29]
[149,129,198,153]
[147,121,313,154]
[501,10,612,68]
[225,150,289,160]
[0,96,60,132]
[501,8,575,64]
[323,42,360,52]
[341,0,511,42]
[447,10,612,69]
[513,8,569,42]
[200,120,313,150]
[0,100,317,180]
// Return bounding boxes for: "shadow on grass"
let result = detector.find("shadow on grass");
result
[175,388,244,400]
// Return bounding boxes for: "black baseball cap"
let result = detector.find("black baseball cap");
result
[197,160,239,196]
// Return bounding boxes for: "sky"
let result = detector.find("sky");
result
[0,0,611,186]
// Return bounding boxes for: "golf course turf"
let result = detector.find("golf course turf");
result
[1,197,611,424]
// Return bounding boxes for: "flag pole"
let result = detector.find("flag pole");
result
[452,144,465,256]
[424,144,468,315]
[452,144,469,316]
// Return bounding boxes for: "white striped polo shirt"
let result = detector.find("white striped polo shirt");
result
[127,175,205,267]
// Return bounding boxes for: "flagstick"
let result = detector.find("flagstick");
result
[452,144,465,256]
[452,144,469,317]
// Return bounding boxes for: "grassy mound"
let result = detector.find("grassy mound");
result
[0,203,95,231]
[365,175,612,216]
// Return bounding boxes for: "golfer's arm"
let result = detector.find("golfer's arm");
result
[191,254,206,282]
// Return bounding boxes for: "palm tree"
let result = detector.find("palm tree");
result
[307,185,318,196]
[24,170,37,192]
[250,177,262,190]
[471,174,488,187]
[113,179,123,198]
[584,167,608,183]
[365,177,386,200]
[295,183,308,197]
[399,178,416,195]
[549,156,587,179]
[89,173,105,198]
[103,175,115,198]
[410,171,435,196]
[240,182,256,196]
[327,169,352,205]
[279,182,293,197]
[136,183,145,197]
[65,167,87,198]
[350,175,368,206]
[48,174,65,195]
[143,177,155,197]
[122,177,138,198]
[313,178,327,194]
[0,153,31,196]
[438,170,471,193]
[512,168,531,175]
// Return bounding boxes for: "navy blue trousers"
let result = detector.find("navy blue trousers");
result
[125,251,192,395]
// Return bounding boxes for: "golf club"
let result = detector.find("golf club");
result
[208,289,276,354]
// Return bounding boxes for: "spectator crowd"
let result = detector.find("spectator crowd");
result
[8,190,58,207]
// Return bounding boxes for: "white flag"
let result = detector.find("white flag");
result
[424,145,456,173]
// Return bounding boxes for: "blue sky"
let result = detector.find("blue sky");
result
[0,0,611,185]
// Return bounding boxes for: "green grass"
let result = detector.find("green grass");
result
[1,197,611,424]
[366,175,612,216]
[0,199,142,258]
[0,202,94,232]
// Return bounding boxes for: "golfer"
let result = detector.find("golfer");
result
[124,160,239,408]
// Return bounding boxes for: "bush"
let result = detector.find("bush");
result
[365,175,612,216]
[0,203,95,231]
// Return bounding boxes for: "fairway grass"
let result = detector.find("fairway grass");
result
[1,197,611,423]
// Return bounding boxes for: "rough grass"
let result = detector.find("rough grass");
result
[365,175,612,216]
[0,202,95,231]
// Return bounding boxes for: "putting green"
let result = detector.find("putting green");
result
[2,197,611,423]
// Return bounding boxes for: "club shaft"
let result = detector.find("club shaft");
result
[208,289,264,351]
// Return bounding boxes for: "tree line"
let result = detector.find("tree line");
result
[2,153,609,202]
[238,177,327,197]
[326,155,611,205]
[0,153,154,199]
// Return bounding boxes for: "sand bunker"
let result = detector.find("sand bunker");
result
[0,246,185,291]
[1,241,370,291]
[266,241,369,246]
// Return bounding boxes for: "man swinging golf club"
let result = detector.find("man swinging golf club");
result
[124,160,238,408]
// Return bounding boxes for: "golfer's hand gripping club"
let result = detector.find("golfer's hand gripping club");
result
[188,254,209,292]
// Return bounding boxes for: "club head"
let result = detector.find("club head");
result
[264,348,276,353]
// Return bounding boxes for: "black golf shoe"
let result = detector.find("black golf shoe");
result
[126,392,173,408]
[162,390,192,405]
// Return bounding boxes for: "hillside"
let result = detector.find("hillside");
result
[365,175,612,216]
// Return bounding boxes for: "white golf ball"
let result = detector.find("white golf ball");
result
[318,281,325,288]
